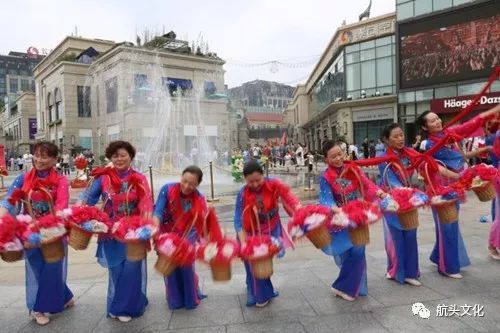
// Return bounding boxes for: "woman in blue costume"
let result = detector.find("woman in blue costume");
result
[81,141,153,322]
[319,140,387,301]
[378,123,422,286]
[152,165,222,310]
[416,104,500,278]
[0,142,73,326]
[234,161,300,308]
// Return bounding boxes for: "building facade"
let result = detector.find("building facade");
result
[396,0,500,142]
[32,36,117,153]
[2,92,37,157]
[289,13,398,150]
[0,51,42,106]
[87,39,229,168]
[228,80,293,146]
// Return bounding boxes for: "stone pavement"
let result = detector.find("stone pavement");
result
[1,178,500,332]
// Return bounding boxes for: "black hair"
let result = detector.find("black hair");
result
[382,123,402,140]
[33,141,59,158]
[182,165,203,184]
[416,111,432,134]
[321,140,342,157]
[243,160,263,176]
[105,140,136,160]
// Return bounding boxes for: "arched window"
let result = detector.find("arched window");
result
[54,88,62,120]
[47,92,54,123]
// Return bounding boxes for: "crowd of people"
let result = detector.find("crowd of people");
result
[0,102,498,326]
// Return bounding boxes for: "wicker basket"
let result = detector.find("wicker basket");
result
[41,239,65,263]
[433,201,458,224]
[348,225,370,246]
[69,224,92,250]
[397,209,419,230]
[251,256,273,279]
[126,241,147,261]
[472,182,496,202]
[154,254,177,276]
[306,224,332,249]
[210,261,231,281]
[1,250,23,262]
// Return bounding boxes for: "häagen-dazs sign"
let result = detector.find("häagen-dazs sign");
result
[431,92,500,114]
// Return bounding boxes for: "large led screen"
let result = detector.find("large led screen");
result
[398,1,500,89]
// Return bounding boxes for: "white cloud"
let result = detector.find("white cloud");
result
[1,0,395,87]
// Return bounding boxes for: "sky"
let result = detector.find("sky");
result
[1,0,395,88]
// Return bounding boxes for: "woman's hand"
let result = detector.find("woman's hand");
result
[331,206,341,214]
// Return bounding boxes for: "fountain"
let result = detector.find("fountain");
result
[86,33,238,195]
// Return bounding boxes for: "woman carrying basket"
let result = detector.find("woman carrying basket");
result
[234,161,301,308]
[416,104,500,278]
[152,165,223,310]
[81,141,153,322]
[319,140,387,301]
[0,142,73,326]
[487,117,500,260]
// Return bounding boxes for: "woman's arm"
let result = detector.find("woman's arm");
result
[234,188,245,242]
[0,174,24,217]
[79,177,103,206]
[448,104,500,138]
[54,176,69,211]
[437,165,460,180]
[152,184,169,226]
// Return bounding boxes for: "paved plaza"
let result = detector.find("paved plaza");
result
[1,171,500,333]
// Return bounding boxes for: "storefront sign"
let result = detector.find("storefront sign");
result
[28,118,37,139]
[431,92,500,114]
[352,108,394,122]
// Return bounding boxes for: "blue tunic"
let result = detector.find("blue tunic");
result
[425,139,471,274]
[0,173,73,314]
[378,153,419,283]
[319,172,368,298]
[152,183,206,310]
[82,175,148,318]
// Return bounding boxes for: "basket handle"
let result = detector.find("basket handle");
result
[339,166,365,201]
[27,187,55,216]
[382,162,410,191]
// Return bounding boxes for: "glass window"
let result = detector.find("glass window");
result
[106,77,118,113]
[397,2,414,20]
[417,102,431,115]
[435,86,457,98]
[77,86,91,117]
[433,0,452,10]
[79,137,92,149]
[458,82,484,96]
[361,60,376,89]
[397,0,410,3]
[345,44,359,53]
[376,57,393,87]
[0,77,5,83]
[375,36,392,47]
[360,40,375,50]
[453,0,471,5]
[491,80,500,92]
[414,0,433,16]
[0,68,5,74]
[415,89,434,101]
[345,51,360,64]
[9,78,18,93]
[134,74,148,89]
[376,45,392,58]
[360,49,375,61]
[8,69,17,75]
[21,79,30,91]
[399,91,415,103]
[346,63,360,91]
[378,86,394,95]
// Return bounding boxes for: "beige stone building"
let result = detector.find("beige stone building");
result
[87,41,230,165]
[2,92,37,156]
[285,13,398,150]
[33,36,116,153]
